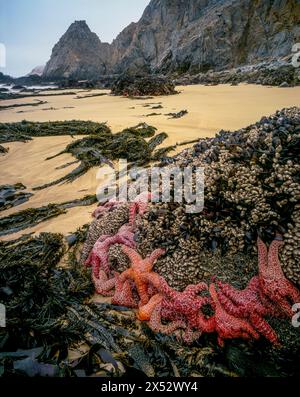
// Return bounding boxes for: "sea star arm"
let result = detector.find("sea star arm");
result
[269,239,300,301]
[122,245,143,265]
[112,276,138,308]
[137,294,163,321]
[149,248,165,266]
[129,203,138,226]
[97,235,111,242]
[92,270,117,296]
[149,304,186,335]
[257,237,268,274]
[249,313,280,345]
[184,282,208,296]
[119,268,133,282]
[260,238,300,317]
[141,272,166,292]
[181,327,202,344]
[210,284,260,346]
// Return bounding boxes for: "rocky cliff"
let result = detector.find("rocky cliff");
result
[43,0,300,79]
[43,20,110,80]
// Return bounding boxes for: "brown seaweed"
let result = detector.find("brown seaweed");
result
[0,195,97,236]
[0,183,33,212]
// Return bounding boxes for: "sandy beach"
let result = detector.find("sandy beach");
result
[1,84,300,240]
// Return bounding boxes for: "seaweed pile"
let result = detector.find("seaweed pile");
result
[0,120,110,144]
[0,100,47,112]
[166,110,188,119]
[0,231,93,376]
[0,91,77,101]
[136,107,300,289]
[111,75,178,97]
[33,123,168,190]
[0,184,33,212]
[0,195,97,237]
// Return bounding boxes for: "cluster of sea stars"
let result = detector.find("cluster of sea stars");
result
[86,197,300,346]
[86,192,153,296]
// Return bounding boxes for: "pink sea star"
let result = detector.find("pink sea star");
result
[215,277,280,345]
[129,191,152,226]
[120,246,165,306]
[85,224,136,275]
[209,284,260,347]
[92,268,118,297]
[141,272,215,335]
[258,236,300,317]
[148,302,187,335]
[92,199,123,219]
[112,275,138,308]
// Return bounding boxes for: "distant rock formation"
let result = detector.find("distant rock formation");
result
[27,65,45,77]
[43,20,110,80]
[42,1,300,80]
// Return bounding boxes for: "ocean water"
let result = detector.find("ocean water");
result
[0,83,58,93]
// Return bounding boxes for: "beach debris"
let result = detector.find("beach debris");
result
[111,75,178,97]
[145,112,162,117]
[0,183,33,212]
[165,110,188,119]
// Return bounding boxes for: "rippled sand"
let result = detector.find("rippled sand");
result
[1,84,299,239]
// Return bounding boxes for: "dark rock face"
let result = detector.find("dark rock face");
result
[111,0,300,75]
[42,1,300,80]
[43,21,110,80]
[174,62,300,87]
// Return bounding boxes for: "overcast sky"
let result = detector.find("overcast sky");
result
[0,0,150,77]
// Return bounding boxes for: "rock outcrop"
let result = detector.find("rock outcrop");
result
[43,20,110,80]
[111,0,300,75]
[27,65,45,77]
[42,1,300,80]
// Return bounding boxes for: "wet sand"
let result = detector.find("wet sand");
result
[1,84,299,239]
